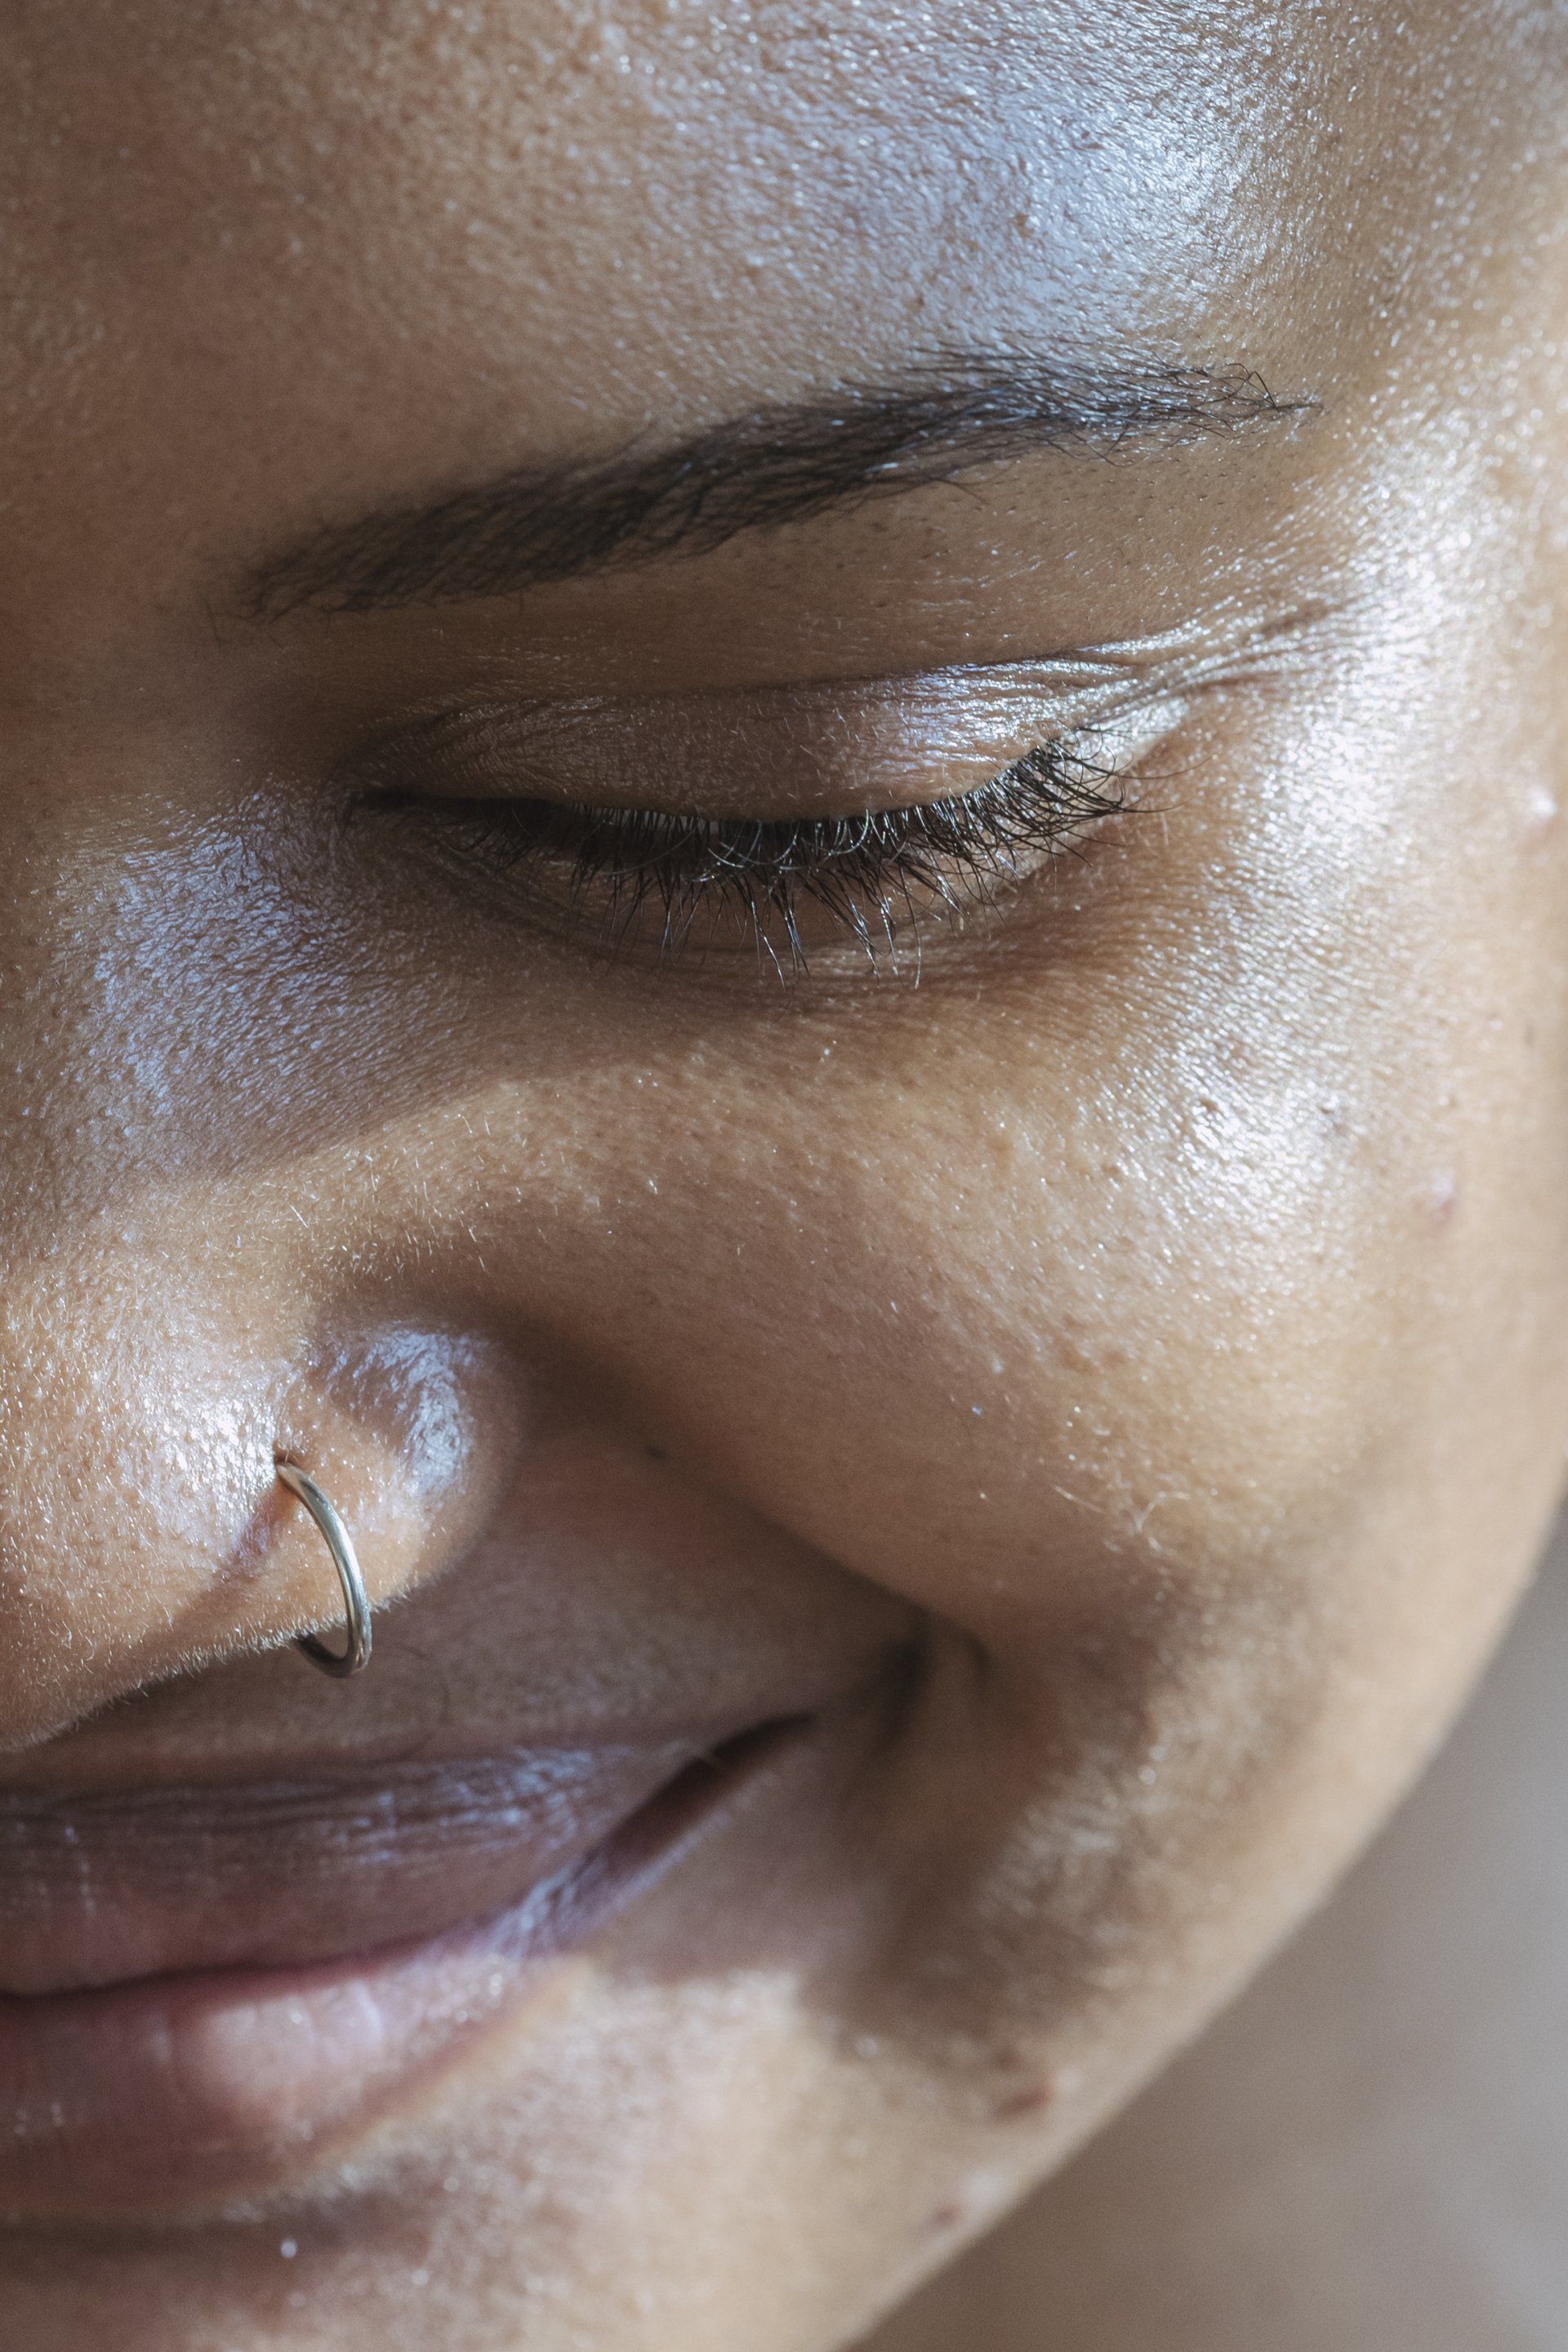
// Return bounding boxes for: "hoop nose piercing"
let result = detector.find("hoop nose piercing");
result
[275,1462,373,1677]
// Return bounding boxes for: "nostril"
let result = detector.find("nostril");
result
[262,1317,525,1642]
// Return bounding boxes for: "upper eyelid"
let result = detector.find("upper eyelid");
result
[347,603,1309,764]
[333,603,1312,820]
[354,653,1158,751]
[354,679,1188,837]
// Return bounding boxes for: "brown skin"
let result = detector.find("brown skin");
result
[0,2,1566,2347]
[872,1532,1568,2350]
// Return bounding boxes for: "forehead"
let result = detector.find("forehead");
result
[0,6,1434,428]
[0,0,1532,637]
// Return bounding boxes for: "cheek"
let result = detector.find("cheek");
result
[595,963,1443,1630]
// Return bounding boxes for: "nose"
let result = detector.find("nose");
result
[0,1270,520,1751]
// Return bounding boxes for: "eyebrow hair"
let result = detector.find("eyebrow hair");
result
[242,350,1307,621]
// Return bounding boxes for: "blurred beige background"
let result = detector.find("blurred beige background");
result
[866,1508,1568,2350]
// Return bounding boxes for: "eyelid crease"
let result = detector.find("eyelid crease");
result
[342,599,1326,817]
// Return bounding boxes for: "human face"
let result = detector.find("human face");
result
[0,3,1564,2347]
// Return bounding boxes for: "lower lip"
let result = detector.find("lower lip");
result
[0,1719,809,2221]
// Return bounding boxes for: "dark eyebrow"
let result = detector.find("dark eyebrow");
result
[241,349,1307,621]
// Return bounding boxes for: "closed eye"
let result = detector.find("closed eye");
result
[374,733,1137,975]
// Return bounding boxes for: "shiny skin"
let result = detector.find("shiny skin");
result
[0,3,1566,2348]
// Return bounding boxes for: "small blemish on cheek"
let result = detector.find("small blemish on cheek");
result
[991,2074,1059,2123]
[922,2200,968,2238]
[1423,1171,1459,1227]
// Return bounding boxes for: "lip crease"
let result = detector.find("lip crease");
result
[0,1707,826,2221]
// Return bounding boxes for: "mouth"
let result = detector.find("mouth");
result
[0,1683,893,2222]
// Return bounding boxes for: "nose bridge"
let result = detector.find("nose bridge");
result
[0,689,451,1241]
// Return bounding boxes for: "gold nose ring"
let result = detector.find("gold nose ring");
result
[275,1462,373,1678]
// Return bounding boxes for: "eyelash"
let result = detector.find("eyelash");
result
[381,736,1132,967]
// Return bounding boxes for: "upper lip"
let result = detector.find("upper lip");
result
[0,1709,795,1998]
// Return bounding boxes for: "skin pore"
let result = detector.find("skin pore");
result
[0,2,1565,2348]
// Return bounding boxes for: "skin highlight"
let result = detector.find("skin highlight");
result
[0,3,1563,2348]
